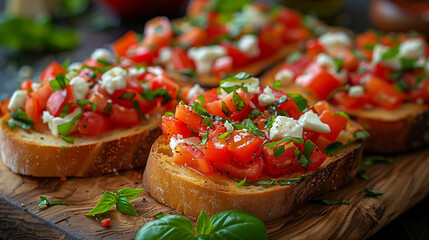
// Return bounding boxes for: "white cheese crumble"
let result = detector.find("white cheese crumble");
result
[315,53,347,83]
[187,84,205,102]
[269,116,303,140]
[158,47,174,70]
[65,70,78,80]
[128,67,146,78]
[399,38,425,59]
[170,134,185,153]
[275,69,294,86]
[69,76,89,100]
[224,120,234,132]
[297,111,330,134]
[318,32,352,51]
[348,85,364,98]
[188,45,226,75]
[100,67,128,95]
[258,86,276,107]
[42,108,81,137]
[67,62,82,72]
[371,44,401,69]
[31,82,41,91]
[242,5,268,30]
[8,90,28,110]
[220,76,260,94]
[237,34,260,58]
[91,48,112,62]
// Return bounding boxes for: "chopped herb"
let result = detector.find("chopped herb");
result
[118,92,136,100]
[299,140,315,169]
[333,111,350,119]
[132,100,146,120]
[288,93,308,113]
[86,187,143,216]
[49,74,69,92]
[194,129,209,146]
[96,59,111,66]
[233,72,252,80]
[287,52,302,63]
[251,139,267,160]
[323,142,344,154]
[363,156,395,166]
[232,91,246,112]
[221,86,240,94]
[62,58,71,69]
[333,58,344,72]
[192,102,210,117]
[7,108,34,130]
[60,135,75,144]
[326,86,348,100]
[400,58,416,71]
[153,212,169,219]
[247,108,261,119]
[197,95,205,105]
[164,112,174,117]
[177,68,197,78]
[77,100,96,112]
[272,80,282,90]
[202,117,214,128]
[61,146,67,151]
[60,103,71,118]
[140,88,172,105]
[265,115,275,130]
[358,168,370,181]
[273,145,285,158]
[218,131,232,139]
[58,112,82,137]
[221,101,232,116]
[250,180,276,185]
[236,176,246,188]
[240,119,263,137]
[38,196,68,210]
[353,130,370,139]
[381,45,399,60]
[278,175,306,186]
[365,189,384,197]
[103,102,113,116]
[320,199,350,205]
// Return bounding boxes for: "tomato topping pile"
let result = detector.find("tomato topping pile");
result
[162,73,351,182]
[111,1,311,79]
[276,30,429,111]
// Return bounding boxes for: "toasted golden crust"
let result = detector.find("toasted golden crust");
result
[0,113,163,177]
[169,44,300,88]
[143,125,363,222]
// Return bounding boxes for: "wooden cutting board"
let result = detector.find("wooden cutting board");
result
[1,148,429,240]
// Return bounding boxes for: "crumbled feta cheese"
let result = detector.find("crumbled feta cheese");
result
[8,90,28,110]
[399,38,425,59]
[91,48,112,62]
[170,134,185,153]
[159,47,172,64]
[348,85,364,98]
[371,44,401,69]
[188,46,226,75]
[316,53,336,69]
[269,116,303,140]
[187,84,205,102]
[297,111,330,134]
[220,76,260,94]
[275,69,294,86]
[237,34,260,58]
[42,108,81,136]
[100,67,128,94]
[128,67,146,78]
[224,120,234,132]
[258,86,276,107]
[69,76,89,100]
[242,5,268,29]
[66,70,78,80]
[31,82,41,91]
[67,62,82,72]
[318,32,352,51]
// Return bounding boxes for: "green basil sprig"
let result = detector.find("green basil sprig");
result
[38,196,68,210]
[135,210,267,240]
[365,189,384,197]
[86,188,143,216]
[5,107,34,130]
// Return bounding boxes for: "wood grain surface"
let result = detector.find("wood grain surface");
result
[1,148,429,240]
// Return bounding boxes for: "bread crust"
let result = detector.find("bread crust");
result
[0,113,162,177]
[169,44,300,88]
[261,65,429,153]
[143,131,363,222]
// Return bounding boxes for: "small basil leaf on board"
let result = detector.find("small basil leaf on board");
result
[116,188,143,201]
[209,210,267,240]
[353,130,370,139]
[196,211,213,236]
[364,156,395,166]
[86,191,117,215]
[116,194,138,216]
[153,212,169,219]
[323,142,344,154]
[365,189,384,197]
[135,215,197,240]
[37,196,68,210]
[320,199,350,205]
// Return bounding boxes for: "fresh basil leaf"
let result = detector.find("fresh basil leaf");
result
[49,74,69,92]
[118,92,136,100]
[62,57,71,69]
[251,139,267,161]
[116,188,143,201]
[326,86,348,100]
[58,112,82,137]
[323,142,344,154]
[293,147,301,158]
[320,199,350,205]
[287,52,301,63]
[333,58,344,72]
[233,72,252,80]
[365,189,384,197]
[209,210,267,240]
[221,86,240,94]
[333,111,350,119]
[116,194,138,216]
[363,156,395,166]
[265,115,275,130]
[96,58,111,66]
[8,108,34,130]
[37,196,67,210]
[103,102,113,116]
[249,179,276,185]
[60,135,74,144]
[381,45,399,60]
[273,145,285,158]
[77,100,97,112]
[247,108,261,119]
[177,68,197,79]
[236,176,247,188]
[240,119,263,137]
[278,175,307,186]
[358,168,370,181]
[232,91,246,112]
[194,129,209,146]
[86,191,117,215]
[135,214,196,240]
[400,58,416,70]
[133,100,146,120]
[273,80,282,90]
[60,103,71,117]
[193,102,210,117]
[154,212,169,219]
[218,131,232,139]
[353,130,370,139]
[288,93,307,113]
[197,95,205,105]
[299,140,315,169]
[222,101,232,116]
[197,210,213,236]
[202,117,214,128]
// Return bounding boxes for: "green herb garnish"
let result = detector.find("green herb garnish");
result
[86,187,143,216]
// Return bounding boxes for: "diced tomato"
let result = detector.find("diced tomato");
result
[278,56,312,77]
[307,148,327,171]
[256,35,275,59]
[306,39,324,59]
[109,104,141,127]
[161,116,193,140]
[190,88,218,105]
[205,13,227,44]
[219,89,252,121]
[260,25,285,50]
[371,62,394,81]
[20,79,33,91]
[171,48,195,71]
[319,110,349,141]
[410,80,429,104]
[206,136,232,163]
[126,79,144,93]
[88,91,108,113]
[173,144,213,175]
[220,43,250,69]
[356,31,378,60]
[82,57,102,68]
[263,142,298,176]
[283,26,310,43]
[32,82,53,109]
[296,63,343,100]
[302,129,320,143]
[78,111,112,136]
[130,46,158,64]
[313,100,330,115]
[212,56,233,78]
[25,97,41,124]
[142,17,173,49]
[101,218,111,228]
[145,69,179,102]
[112,31,139,57]
[276,8,302,29]
[330,48,359,72]
[46,86,72,117]
[176,26,206,47]
[40,62,67,83]
[174,104,204,132]
[364,76,406,110]
[212,155,264,182]
[333,91,370,110]
[228,131,264,166]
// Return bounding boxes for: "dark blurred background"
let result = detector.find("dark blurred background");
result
[0,0,428,239]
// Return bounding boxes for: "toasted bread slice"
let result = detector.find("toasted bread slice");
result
[0,111,163,177]
[169,44,300,88]
[143,123,363,222]
[261,65,429,153]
